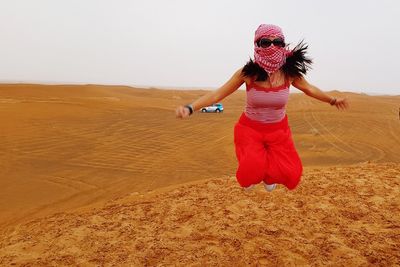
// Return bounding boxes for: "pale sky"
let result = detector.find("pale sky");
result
[1,0,399,95]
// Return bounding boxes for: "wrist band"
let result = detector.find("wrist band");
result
[329,98,337,106]
[184,104,194,115]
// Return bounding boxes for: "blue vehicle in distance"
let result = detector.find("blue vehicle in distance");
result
[201,103,224,113]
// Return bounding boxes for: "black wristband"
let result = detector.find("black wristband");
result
[184,104,194,115]
[329,98,337,106]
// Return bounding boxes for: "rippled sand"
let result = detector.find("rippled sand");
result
[0,84,399,265]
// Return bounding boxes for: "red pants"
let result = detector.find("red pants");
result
[234,113,302,190]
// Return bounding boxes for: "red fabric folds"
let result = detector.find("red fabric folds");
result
[234,113,302,190]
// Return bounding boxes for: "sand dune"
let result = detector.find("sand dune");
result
[0,83,399,265]
[1,163,399,266]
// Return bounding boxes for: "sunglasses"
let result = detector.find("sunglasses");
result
[256,38,285,48]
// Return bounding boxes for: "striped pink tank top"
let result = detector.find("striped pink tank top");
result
[245,80,290,123]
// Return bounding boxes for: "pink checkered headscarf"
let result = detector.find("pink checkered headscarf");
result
[254,24,290,74]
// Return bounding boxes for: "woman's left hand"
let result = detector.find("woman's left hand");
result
[334,98,349,110]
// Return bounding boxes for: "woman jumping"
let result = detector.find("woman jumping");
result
[175,24,349,192]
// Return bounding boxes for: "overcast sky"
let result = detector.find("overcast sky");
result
[1,0,399,95]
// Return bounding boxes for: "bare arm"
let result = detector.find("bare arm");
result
[292,76,349,110]
[176,68,245,118]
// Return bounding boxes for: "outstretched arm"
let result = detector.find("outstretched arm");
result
[176,68,245,118]
[292,76,349,110]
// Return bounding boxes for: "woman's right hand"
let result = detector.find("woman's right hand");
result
[175,105,191,119]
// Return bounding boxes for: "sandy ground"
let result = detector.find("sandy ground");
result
[0,163,399,266]
[0,83,399,265]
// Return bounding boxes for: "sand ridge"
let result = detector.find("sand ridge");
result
[0,163,399,266]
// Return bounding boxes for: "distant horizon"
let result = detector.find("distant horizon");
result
[1,80,398,97]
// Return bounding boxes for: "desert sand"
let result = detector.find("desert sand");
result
[0,83,399,265]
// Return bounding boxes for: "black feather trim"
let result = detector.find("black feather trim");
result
[241,41,312,81]
[282,41,312,78]
[241,58,268,81]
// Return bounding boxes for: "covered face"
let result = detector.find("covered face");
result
[254,24,289,74]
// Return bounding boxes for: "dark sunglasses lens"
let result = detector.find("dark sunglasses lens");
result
[273,39,285,47]
[259,39,272,48]
[258,38,285,48]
